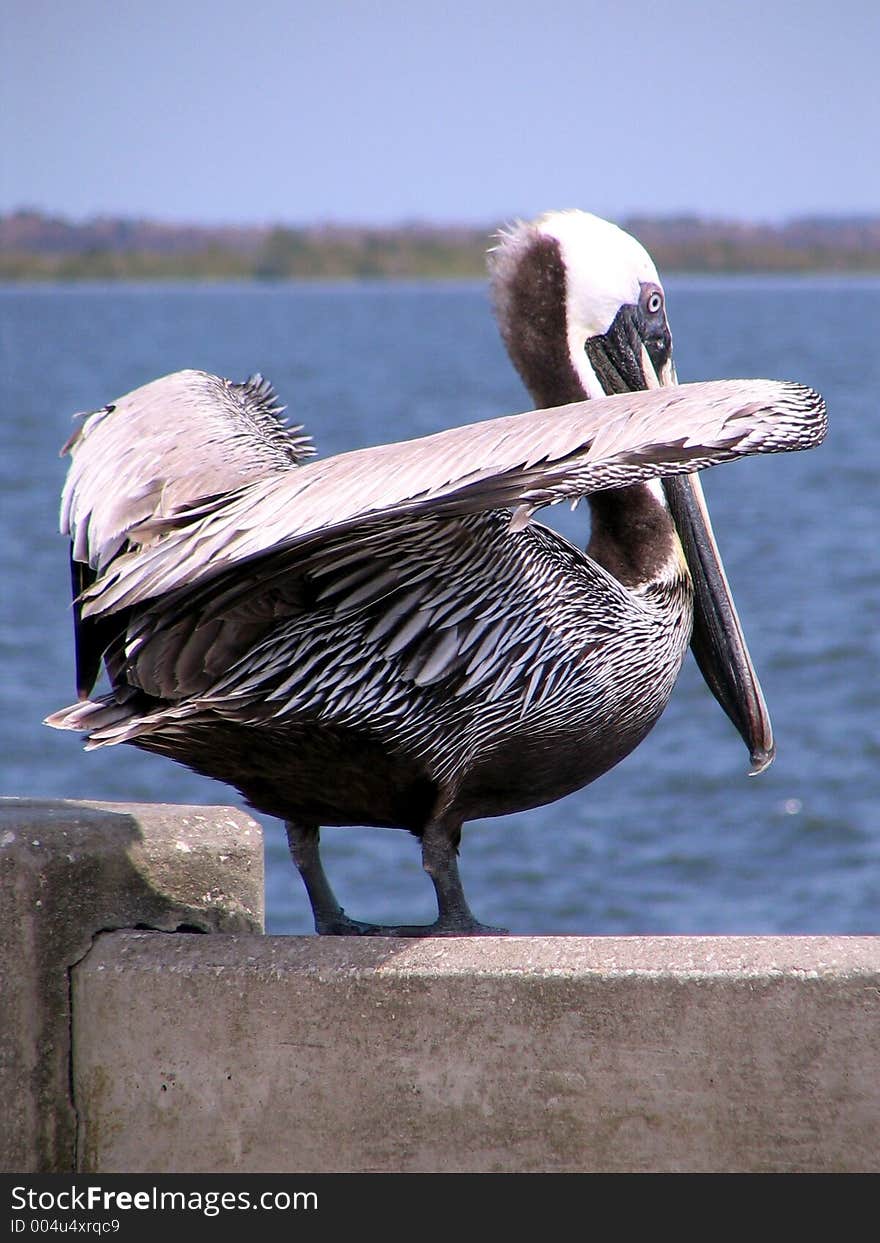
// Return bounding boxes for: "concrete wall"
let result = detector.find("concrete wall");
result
[72,932,880,1173]
[0,799,263,1173]
[3,799,879,1173]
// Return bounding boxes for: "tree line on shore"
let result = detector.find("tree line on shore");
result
[2,209,879,280]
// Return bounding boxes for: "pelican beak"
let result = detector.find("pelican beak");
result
[662,470,775,774]
[649,349,774,773]
[588,308,775,773]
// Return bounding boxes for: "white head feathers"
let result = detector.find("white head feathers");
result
[534,210,660,338]
[490,209,663,401]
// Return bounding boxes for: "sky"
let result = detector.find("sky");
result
[2,0,878,226]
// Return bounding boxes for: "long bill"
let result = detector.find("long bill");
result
[633,344,775,774]
[662,471,775,774]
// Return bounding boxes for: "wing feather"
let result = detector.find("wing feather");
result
[70,375,824,620]
[62,369,313,572]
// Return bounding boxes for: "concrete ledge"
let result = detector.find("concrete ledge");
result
[73,932,880,1173]
[0,799,264,1172]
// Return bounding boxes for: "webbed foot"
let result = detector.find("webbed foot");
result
[319,912,508,937]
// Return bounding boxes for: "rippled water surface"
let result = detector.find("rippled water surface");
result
[2,276,877,933]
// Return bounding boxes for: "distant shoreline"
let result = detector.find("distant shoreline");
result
[2,210,879,280]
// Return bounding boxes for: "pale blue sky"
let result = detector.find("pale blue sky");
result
[3,0,878,225]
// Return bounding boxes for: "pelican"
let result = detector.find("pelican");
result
[46,211,826,935]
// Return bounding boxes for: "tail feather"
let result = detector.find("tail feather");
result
[44,693,183,749]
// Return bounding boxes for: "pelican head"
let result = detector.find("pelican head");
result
[490,209,675,405]
[490,208,775,774]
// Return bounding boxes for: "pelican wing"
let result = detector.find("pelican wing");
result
[68,373,825,620]
[62,369,314,571]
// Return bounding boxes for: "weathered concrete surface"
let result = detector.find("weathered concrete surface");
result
[0,799,263,1173]
[73,933,880,1172]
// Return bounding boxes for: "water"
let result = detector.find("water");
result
[1,277,877,935]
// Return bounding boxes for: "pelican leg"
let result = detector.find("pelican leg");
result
[418,816,508,936]
[285,819,507,937]
[285,822,376,935]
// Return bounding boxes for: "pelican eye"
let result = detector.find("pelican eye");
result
[645,289,663,315]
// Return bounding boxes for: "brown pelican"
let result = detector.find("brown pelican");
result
[46,211,826,935]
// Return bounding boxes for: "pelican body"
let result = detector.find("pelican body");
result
[47,212,827,934]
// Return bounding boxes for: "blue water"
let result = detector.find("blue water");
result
[1,277,877,934]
